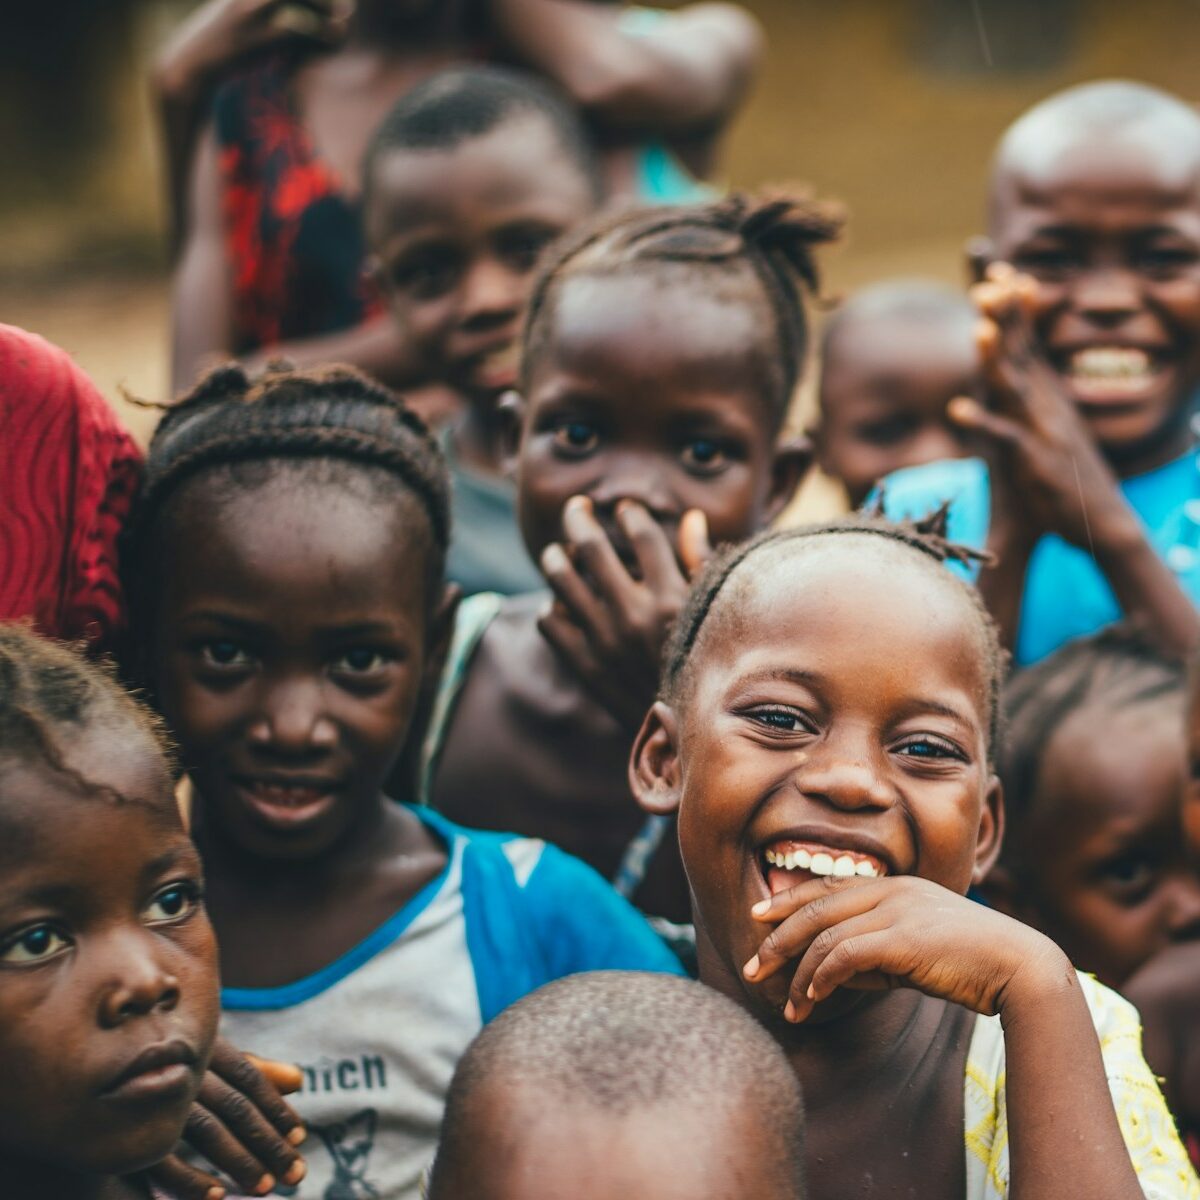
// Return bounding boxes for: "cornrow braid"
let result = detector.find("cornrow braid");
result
[999,623,1186,847]
[0,622,174,805]
[662,507,1005,760]
[123,362,452,631]
[521,190,845,424]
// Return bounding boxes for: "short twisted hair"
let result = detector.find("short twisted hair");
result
[521,191,844,424]
[662,507,1005,761]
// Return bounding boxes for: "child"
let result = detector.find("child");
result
[361,66,605,596]
[425,971,807,1200]
[814,279,978,508]
[122,364,681,1200]
[0,623,222,1200]
[422,193,838,922]
[879,81,1200,666]
[1125,651,1200,1169]
[628,512,1198,1198]
[982,625,1200,989]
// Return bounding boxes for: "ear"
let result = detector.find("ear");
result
[629,701,683,817]
[964,236,995,285]
[971,773,1005,886]
[497,389,526,480]
[763,434,814,525]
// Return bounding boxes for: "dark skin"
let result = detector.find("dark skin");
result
[815,303,978,508]
[431,1086,790,1200]
[148,469,453,988]
[362,115,599,478]
[165,0,760,391]
[0,728,220,1200]
[630,537,1146,1199]
[430,274,808,921]
[983,698,1200,989]
[957,104,1200,658]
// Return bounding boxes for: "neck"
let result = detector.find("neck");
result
[347,0,473,49]
[1106,409,1194,478]
[0,1161,143,1200]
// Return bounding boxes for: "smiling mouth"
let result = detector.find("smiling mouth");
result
[1059,346,1169,404]
[760,840,889,895]
[234,778,339,830]
[467,342,520,389]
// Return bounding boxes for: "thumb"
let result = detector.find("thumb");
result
[679,509,713,578]
[946,396,1024,447]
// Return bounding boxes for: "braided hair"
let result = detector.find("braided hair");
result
[661,506,1005,761]
[999,624,1186,849]
[521,191,845,426]
[123,363,451,630]
[0,622,174,804]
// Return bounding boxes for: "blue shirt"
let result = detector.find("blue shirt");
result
[876,451,1200,666]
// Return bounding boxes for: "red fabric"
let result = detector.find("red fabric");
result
[0,324,142,649]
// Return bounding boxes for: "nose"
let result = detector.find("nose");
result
[459,257,522,332]
[1073,267,1142,326]
[586,455,678,519]
[797,734,896,812]
[97,928,181,1028]
[247,677,338,756]
[1167,873,1200,942]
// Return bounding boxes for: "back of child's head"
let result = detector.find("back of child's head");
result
[126,361,451,630]
[522,191,844,431]
[428,971,806,1200]
[363,65,604,211]
[816,279,978,506]
[0,624,218,1188]
[991,624,1200,986]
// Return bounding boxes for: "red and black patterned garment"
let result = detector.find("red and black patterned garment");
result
[213,55,384,354]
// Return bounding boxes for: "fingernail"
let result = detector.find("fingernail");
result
[806,983,816,1000]
[742,955,760,978]
[255,1176,275,1196]
[751,899,771,917]
[784,1000,797,1022]
[205,1188,226,1200]
[284,1158,307,1184]
[287,1124,307,1146]
[541,543,568,573]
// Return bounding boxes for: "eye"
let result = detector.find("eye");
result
[0,923,71,965]
[144,882,202,925]
[1136,245,1199,275]
[1012,247,1078,280]
[552,420,600,456]
[680,438,730,473]
[856,414,918,448]
[895,735,966,762]
[1097,853,1156,900]
[744,706,813,735]
[498,224,559,273]
[200,640,252,669]
[332,648,393,675]
[389,247,461,300]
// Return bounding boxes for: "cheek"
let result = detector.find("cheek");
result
[392,296,457,350]
[1151,277,1200,332]
[688,466,768,543]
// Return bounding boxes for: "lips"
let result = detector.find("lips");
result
[756,833,894,897]
[460,340,520,392]
[100,1039,199,1103]
[232,776,341,832]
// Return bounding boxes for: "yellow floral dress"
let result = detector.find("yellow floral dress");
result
[964,972,1199,1199]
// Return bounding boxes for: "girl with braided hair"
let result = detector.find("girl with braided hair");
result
[629,510,1197,1200]
[422,190,840,928]
[122,362,680,1200]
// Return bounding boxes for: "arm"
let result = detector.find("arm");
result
[487,0,762,135]
[949,268,1200,658]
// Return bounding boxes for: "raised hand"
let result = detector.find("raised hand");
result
[538,496,713,731]
[743,873,1067,1024]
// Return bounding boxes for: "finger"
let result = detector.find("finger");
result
[196,1074,307,1181]
[805,929,900,1007]
[749,872,873,924]
[678,508,713,578]
[244,1054,303,1096]
[540,543,618,649]
[209,1040,304,1143]
[561,495,639,607]
[945,396,1027,447]
[146,1155,227,1200]
[616,500,684,592]
[181,1104,278,1197]
[783,913,894,1021]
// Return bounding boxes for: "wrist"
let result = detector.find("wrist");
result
[995,939,1075,1027]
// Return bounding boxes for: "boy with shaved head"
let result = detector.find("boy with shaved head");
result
[425,971,807,1200]
[881,80,1200,665]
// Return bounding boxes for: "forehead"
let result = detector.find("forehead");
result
[695,538,990,719]
[532,272,775,402]
[365,116,595,243]
[992,122,1200,241]
[161,469,430,622]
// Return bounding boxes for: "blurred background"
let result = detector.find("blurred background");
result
[3,0,1199,443]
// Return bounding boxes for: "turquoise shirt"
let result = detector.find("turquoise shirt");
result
[876,451,1200,666]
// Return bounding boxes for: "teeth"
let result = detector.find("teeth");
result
[810,852,835,876]
[1070,347,1153,380]
[855,859,879,877]
[795,849,812,869]
[833,855,856,877]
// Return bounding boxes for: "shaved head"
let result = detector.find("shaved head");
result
[989,80,1200,235]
